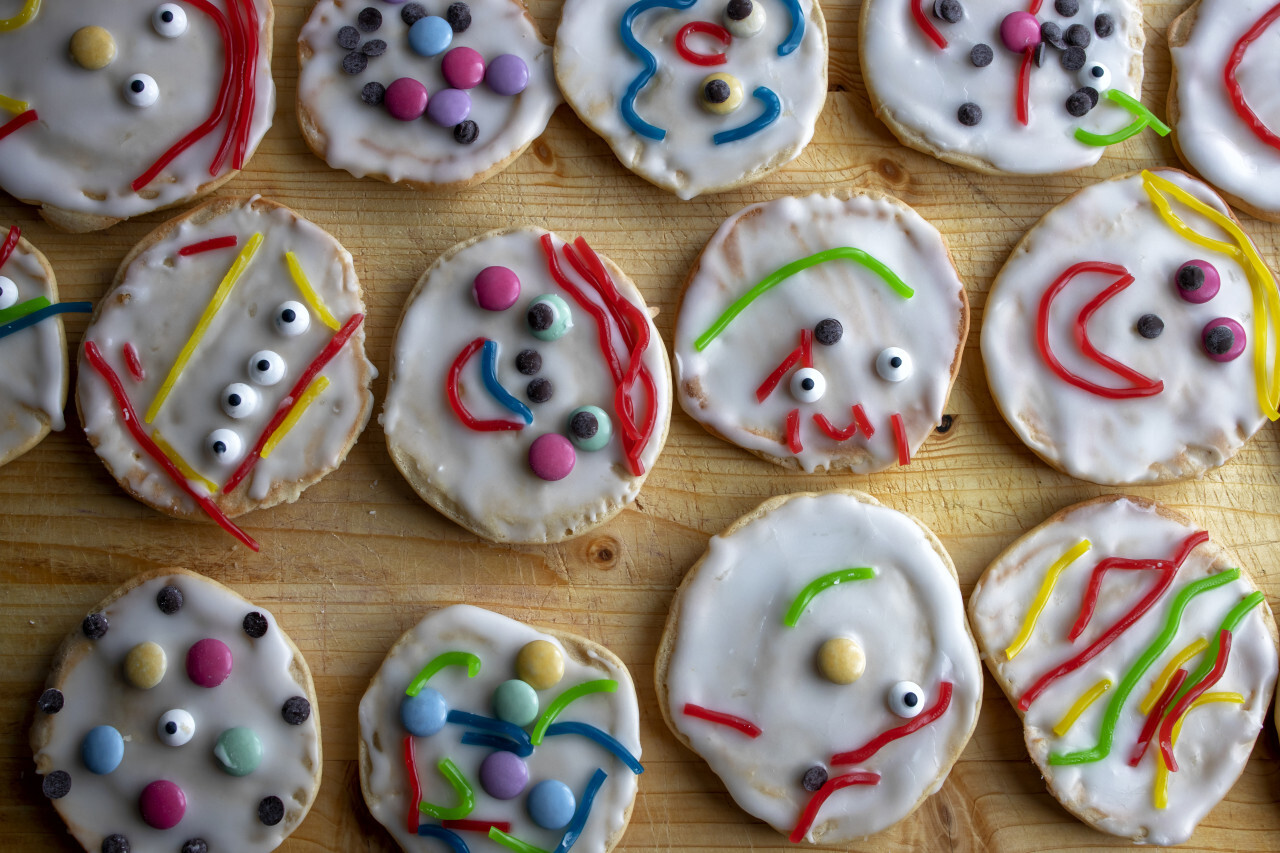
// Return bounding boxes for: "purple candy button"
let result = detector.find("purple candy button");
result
[486,53,529,96]
[385,77,429,121]
[427,88,473,127]
[473,266,520,311]
[528,434,575,481]
[442,46,485,90]
[479,750,529,800]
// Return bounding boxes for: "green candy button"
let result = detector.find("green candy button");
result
[214,726,263,777]
[492,678,540,727]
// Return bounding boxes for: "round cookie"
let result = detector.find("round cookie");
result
[861,0,1150,175]
[674,192,967,473]
[297,0,561,188]
[382,226,672,543]
[31,569,322,853]
[554,0,828,199]
[969,496,1279,846]
[358,604,643,853]
[76,196,377,552]
[982,168,1280,485]
[655,490,983,844]
[0,0,275,233]
[1169,0,1280,223]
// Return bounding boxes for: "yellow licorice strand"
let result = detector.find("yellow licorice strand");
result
[284,251,340,330]
[1152,692,1245,809]
[1052,678,1112,737]
[261,376,330,459]
[0,93,29,113]
[1139,637,1209,715]
[146,232,263,423]
[1004,539,1092,660]
[151,429,217,493]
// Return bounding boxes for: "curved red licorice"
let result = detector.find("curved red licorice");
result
[756,332,806,402]
[813,409,858,441]
[1036,262,1164,399]
[799,327,813,368]
[445,337,525,433]
[441,819,512,833]
[0,225,18,269]
[403,735,421,834]
[211,0,245,174]
[682,702,763,738]
[891,412,909,466]
[831,682,954,767]
[178,235,238,256]
[0,110,37,144]
[789,772,881,843]
[851,404,875,437]
[234,0,260,168]
[1128,668,1187,767]
[223,312,365,494]
[675,21,731,66]
[83,340,258,551]
[785,408,802,453]
[1158,630,1232,772]
[1017,530,1208,712]
[123,342,145,382]
[910,0,947,49]
[1028,0,1042,15]
[1225,2,1280,152]
[1016,47,1033,127]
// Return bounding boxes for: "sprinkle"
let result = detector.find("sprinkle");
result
[784,568,876,627]
[1152,691,1245,808]
[258,795,284,826]
[0,299,93,341]
[1141,638,1210,714]
[1004,539,1092,661]
[776,0,804,56]
[37,688,63,714]
[712,86,780,144]
[801,766,827,792]
[480,339,533,424]
[544,721,645,774]
[789,772,880,842]
[910,0,947,48]
[285,252,340,330]
[42,770,70,799]
[0,0,40,32]
[260,375,330,460]
[82,612,108,639]
[1052,679,1111,736]
[418,825,470,852]
[404,735,421,834]
[282,696,311,724]
[531,680,618,745]
[406,651,482,696]
[1129,668,1187,766]
[418,757,476,821]
[620,0,699,140]
[891,412,910,466]
[447,338,526,432]
[681,703,762,738]
[151,429,217,493]
[831,682,954,765]
[0,109,38,144]
[675,21,731,66]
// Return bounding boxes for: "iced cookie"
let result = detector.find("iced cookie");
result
[382,227,671,543]
[1169,0,1280,222]
[0,0,274,233]
[656,490,983,843]
[0,225,91,467]
[555,0,828,199]
[674,192,967,473]
[983,168,1280,485]
[969,496,1278,846]
[31,569,322,853]
[358,604,642,853]
[77,196,376,552]
[297,0,560,188]
[861,0,1160,175]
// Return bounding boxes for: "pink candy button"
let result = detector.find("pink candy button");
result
[474,266,521,311]
[1000,12,1041,52]
[139,779,186,830]
[442,47,485,89]
[385,77,429,121]
[528,434,576,481]
[186,638,233,687]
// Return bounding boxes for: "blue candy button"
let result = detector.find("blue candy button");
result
[408,16,452,56]
[401,688,448,736]
[527,779,576,830]
[81,725,124,775]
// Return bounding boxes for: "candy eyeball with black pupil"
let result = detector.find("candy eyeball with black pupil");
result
[1202,317,1246,362]
[527,295,572,341]
[724,0,764,38]
[876,347,913,382]
[790,367,825,403]
[888,681,925,718]
[1175,259,1220,304]
[568,405,612,451]
[1079,62,1110,90]
[0,276,17,310]
[220,382,259,419]
[700,72,744,115]
[157,709,195,746]
[248,350,286,386]
[274,301,310,336]
[152,4,187,37]
[124,73,159,107]
[207,429,242,463]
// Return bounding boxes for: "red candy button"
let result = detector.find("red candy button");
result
[186,638,233,687]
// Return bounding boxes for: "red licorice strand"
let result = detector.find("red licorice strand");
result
[789,772,881,843]
[1127,668,1188,767]
[851,404,875,437]
[785,408,803,453]
[756,340,803,402]
[628,367,659,476]
[234,0,260,169]
[178,235,238,256]
[1016,47,1033,127]
[891,412,910,466]
[1028,0,1042,16]
[1158,631,1233,773]
[211,0,248,175]
[442,820,513,834]
[0,110,38,144]
[444,337,525,434]
[681,703,762,738]
[614,383,640,442]
[570,239,637,350]
[1073,269,1166,396]
[403,735,421,835]
[223,313,365,494]
[0,225,19,269]
[812,410,858,441]
[799,328,813,368]
[542,235,623,385]
[1225,3,1280,152]
[910,0,947,49]
[123,342,145,382]
[675,21,731,66]
[83,341,259,551]
[831,681,954,765]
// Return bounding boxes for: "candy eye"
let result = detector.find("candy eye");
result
[1175,260,1220,303]
[274,301,310,336]
[157,709,195,746]
[1079,62,1110,89]
[0,276,17,310]
[527,295,572,341]
[790,367,826,403]
[568,405,612,451]
[206,429,242,463]
[1136,314,1164,339]
[724,0,765,37]
[248,350,286,386]
[876,347,913,382]
[123,73,159,107]
[220,382,259,419]
[152,4,188,37]
[888,681,925,718]
[700,72,744,114]
[1202,318,1246,362]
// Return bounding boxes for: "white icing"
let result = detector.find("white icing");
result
[861,0,1144,174]
[297,0,560,186]
[1172,0,1280,218]
[358,604,642,853]
[77,198,376,514]
[673,193,966,473]
[969,497,1279,846]
[555,0,827,199]
[663,491,983,843]
[0,0,274,222]
[381,227,672,543]
[982,169,1267,484]
[0,236,65,463]
[33,572,320,853]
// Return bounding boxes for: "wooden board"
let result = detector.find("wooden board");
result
[3,0,1280,850]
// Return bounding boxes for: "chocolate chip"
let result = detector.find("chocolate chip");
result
[37,688,63,714]
[1061,46,1086,71]
[181,841,209,853]
[454,120,479,144]
[1177,263,1206,293]
[1041,21,1065,49]
[570,411,598,440]
[801,765,828,792]
[957,102,982,126]
[361,39,386,57]
[726,0,753,21]
[102,835,131,853]
[1033,41,1046,67]
[1205,324,1235,355]
[1055,0,1079,15]
[704,78,731,104]
[42,770,71,799]
[1065,23,1090,48]
[933,0,962,23]
[282,696,312,725]
[336,25,359,50]
[361,81,386,106]
[356,6,382,32]
[446,2,471,32]
[1095,13,1114,38]
[814,318,843,345]
[516,349,542,375]
[156,585,183,615]
[1082,86,1100,107]
[1136,314,1164,339]
[969,43,993,67]
[82,613,108,640]
[528,301,554,331]
[401,3,427,26]
[527,378,553,404]
[1066,88,1094,117]
[243,611,268,639]
[258,796,285,826]
[936,414,955,434]
[342,51,368,75]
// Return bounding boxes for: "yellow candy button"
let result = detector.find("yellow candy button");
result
[700,72,744,115]
[125,641,167,690]
[70,26,117,71]
[516,640,564,690]
[817,637,865,685]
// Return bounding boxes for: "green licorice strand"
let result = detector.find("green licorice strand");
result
[1169,590,1263,707]
[693,248,914,351]
[1047,569,1241,766]
[489,828,552,853]
[783,568,877,627]
[1106,89,1172,135]
[405,651,482,697]
[0,295,50,326]
[530,679,618,746]
[417,757,475,821]
[1075,117,1150,147]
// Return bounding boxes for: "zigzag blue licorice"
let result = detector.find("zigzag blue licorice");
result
[620,0,698,140]
[713,87,781,145]
[544,722,644,775]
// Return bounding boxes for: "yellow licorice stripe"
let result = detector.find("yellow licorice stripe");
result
[1152,691,1245,809]
[0,93,29,113]
[1139,637,1209,715]
[1052,678,1112,737]
[284,251,340,330]
[146,233,263,423]
[1004,539,1092,660]
[1141,171,1280,421]
[261,376,330,459]
[0,0,41,31]
[151,429,217,494]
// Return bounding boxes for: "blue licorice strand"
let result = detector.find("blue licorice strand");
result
[418,824,471,852]
[0,295,49,325]
[554,768,608,853]
[0,300,92,340]
[713,86,781,145]
[1170,591,1264,706]
[481,339,533,423]
[447,709,533,747]
[778,0,804,56]
[544,722,645,774]
[460,731,534,757]
[620,0,698,140]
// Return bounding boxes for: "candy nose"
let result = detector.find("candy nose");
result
[70,25,116,70]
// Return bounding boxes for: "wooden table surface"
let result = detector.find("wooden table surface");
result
[4,0,1280,850]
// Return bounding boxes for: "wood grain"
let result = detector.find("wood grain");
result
[3,0,1280,850]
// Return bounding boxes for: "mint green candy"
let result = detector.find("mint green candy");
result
[493,679,539,727]
[214,727,263,777]
[527,294,573,341]
[568,406,612,452]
